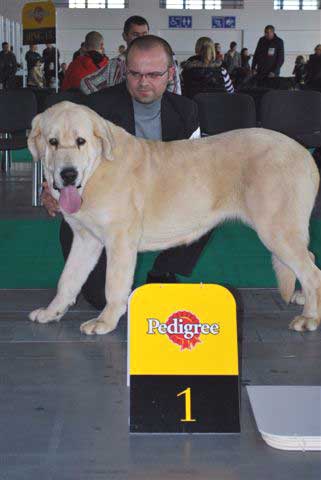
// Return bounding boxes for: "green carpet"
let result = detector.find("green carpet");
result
[12,148,32,163]
[1,218,321,289]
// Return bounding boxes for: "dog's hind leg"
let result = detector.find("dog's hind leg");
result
[273,251,315,306]
[289,251,315,306]
[29,230,103,324]
[258,227,321,331]
[272,254,296,304]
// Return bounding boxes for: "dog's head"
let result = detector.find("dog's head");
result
[28,101,115,213]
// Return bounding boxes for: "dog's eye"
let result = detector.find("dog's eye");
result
[76,137,86,147]
[49,138,58,147]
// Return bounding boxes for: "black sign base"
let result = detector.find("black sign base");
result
[23,28,56,45]
[130,375,240,434]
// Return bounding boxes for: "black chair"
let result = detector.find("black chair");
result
[44,89,87,109]
[237,87,270,123]
[31,87,55,113]
[194,92,257,136]
[0,89,37,173]
[260,90,321,148]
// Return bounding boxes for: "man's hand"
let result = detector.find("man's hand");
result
[268,72,275,78]
[42,181,60,217]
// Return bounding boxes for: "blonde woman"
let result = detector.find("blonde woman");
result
[182,37,234,98]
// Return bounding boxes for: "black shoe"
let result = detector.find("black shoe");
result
[146,271,179,284]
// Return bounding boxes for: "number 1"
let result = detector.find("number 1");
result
[177,387,196,422]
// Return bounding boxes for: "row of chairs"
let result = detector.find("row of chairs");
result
[194,90,321,149]
[1,88,321,203]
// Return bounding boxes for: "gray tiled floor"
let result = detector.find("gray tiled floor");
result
[1,164,321,479]
[0,289,320,480]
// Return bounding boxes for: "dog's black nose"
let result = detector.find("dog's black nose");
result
[60,167,78,185]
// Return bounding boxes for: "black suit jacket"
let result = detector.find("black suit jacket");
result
[84,81,199,141]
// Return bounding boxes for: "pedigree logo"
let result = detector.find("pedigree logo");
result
[147,310,220,351]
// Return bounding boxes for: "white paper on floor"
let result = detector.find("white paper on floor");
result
[247,385,321,451]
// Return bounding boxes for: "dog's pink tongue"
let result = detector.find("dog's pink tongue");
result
[59,186,82,214]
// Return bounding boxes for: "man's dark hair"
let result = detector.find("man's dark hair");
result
[230,41,237,49]
[2,42,8,48]
[265,25,275,32]
[126,35,174,67]
[123,16,149,35]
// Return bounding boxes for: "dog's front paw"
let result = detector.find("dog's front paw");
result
[80,317,117,335]
[289,315,320,332]
[29,308,62,324]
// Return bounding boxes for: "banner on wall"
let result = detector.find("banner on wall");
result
[212,16,236,29]
[22,1,56,45]
[169,16,192,29]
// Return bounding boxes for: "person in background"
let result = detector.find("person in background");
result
[182,37,234,98]
[241,47,252,70]
[58,62,68,88]
[62,31,108,91]
[214,42,224,65]
[252,25,284,80]
[223,41,241,75]
[292,55,306,88]
[0,42,17,89]
[232,47,253,88]
[25,44,42,74]
[118,44,126,55]
[43,43,60,87]
[181,36,212,68]
[27,59,44,89]
[80,15,181,95]
[42,35,212,309]
[305,45,321,91]
[72,41,87,61]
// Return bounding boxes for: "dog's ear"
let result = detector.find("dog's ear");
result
[92,116,115,161]
[28,113,46,162]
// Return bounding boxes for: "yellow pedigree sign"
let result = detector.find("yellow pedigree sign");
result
[22,1,56,29]
[128,284,238,376]
[22,1,56,45]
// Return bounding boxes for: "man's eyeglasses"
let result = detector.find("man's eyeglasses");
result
[126,69,169,81]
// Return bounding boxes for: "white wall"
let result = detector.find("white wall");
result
[1,0,321,75]
[0,0,25,22]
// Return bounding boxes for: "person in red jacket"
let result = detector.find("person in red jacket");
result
[62,31,108,91]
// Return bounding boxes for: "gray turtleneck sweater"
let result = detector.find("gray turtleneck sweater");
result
[133,98,162,140]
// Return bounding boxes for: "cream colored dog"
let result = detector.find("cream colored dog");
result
[28,101,321,335]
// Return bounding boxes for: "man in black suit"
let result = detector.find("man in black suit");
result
[43,35,211,309]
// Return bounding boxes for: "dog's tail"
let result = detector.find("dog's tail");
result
[272,254,296,303]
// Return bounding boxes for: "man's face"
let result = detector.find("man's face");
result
[123,23,149,47]
[265,28,275,40]
[126,45,174,104]
[3,43,9,53]
[315,46,321,56]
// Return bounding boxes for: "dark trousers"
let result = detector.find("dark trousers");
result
[60,220,212,310]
